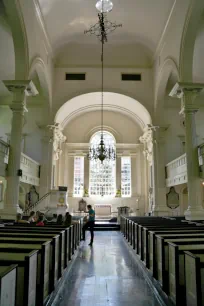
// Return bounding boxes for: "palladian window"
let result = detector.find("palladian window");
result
[89,131,116,196]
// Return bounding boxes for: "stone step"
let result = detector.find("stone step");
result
[94,226,120,231]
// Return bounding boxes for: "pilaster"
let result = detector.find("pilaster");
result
[169,82,204,220]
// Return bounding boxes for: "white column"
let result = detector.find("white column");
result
[84,157,89,194]
[3,80,38,219]
[39,129,53,198]
[169,82,204,220]
[67,156,74,197]
[152,127,169,216]
[116,156,121,192]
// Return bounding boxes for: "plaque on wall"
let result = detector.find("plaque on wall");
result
[166,187,179,209]
[78,199,87,212]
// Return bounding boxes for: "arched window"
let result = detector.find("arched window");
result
[89,131,116,196]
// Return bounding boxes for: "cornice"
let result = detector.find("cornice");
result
[32,0,53,56]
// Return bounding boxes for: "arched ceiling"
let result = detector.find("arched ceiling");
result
[38,0,175,63]
[55,92,152,130]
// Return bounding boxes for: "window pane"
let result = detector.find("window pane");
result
[121,157,131,197]
[89,132,116,196]
[73,157,84,197]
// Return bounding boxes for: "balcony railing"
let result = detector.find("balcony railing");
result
[20,153,40,186]
[0,140,9,176]
[166,153,187,187]
[0,140,40,186]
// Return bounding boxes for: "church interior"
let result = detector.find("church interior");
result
[0,0,204,305]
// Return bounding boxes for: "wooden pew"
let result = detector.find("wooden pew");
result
[184,250,204,306]
[138,222,199,259]
[0,232,59,291]
[0,241,50,305]
[155,237,204,296]
[2,227,65,278]
[0,264,17,306]
[0,250,38,306]
[168,242,204,305]
[147,228,204,273]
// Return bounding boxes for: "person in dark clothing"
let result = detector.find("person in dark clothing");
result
[63,212,72,227]
[82,205,95,246]
[56,214,63,225]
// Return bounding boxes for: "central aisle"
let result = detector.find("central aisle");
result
[52,232,161,306]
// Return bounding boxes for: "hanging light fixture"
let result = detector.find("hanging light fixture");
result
[96,0,113,13]
[84,3,122,164]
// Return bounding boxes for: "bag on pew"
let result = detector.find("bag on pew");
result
[0,264,17,306]
[0,250,38,306]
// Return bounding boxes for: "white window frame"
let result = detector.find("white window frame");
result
[89,131,116,197]
[73,156,84,197]
[121,156,131,197]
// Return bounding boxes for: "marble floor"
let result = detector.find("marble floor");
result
[52,232,162,306]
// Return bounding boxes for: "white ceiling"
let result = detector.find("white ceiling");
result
[39,0,175,57]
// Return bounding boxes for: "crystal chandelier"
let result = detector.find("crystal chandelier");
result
[85,4,121,163]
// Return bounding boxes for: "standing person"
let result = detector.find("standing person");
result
[82,205,95,246]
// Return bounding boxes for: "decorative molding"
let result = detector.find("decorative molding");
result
[152,0,177,63]
[14,0,30,79]
[48,123,66,160]
[32,0,53,56]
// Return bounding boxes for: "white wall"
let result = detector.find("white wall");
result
[53,67,153,116]
[64,110,142,144]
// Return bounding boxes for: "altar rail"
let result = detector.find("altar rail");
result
[165,153,187,187]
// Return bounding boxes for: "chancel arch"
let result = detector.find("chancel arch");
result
[53,92,151,216]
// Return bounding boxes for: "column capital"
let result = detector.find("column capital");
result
[169,82,204,99]
[3,80,38,97]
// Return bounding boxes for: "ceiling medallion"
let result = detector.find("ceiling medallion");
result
[96,0,113,13]
[85,2,122,164]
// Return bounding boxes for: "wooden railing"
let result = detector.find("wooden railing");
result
[24,191,51,215]
[165,153,187,187]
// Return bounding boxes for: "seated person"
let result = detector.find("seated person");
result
[56,214,63,225]
[28,211,35,223]
[63,212,72,227]
[48,214,57,223]
[36,215,44,226]
[16,213,30,224]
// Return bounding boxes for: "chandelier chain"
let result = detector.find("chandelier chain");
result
[84,7,122,163]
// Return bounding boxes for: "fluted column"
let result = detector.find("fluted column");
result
[169,82,204,220]
[3,80,38,218]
